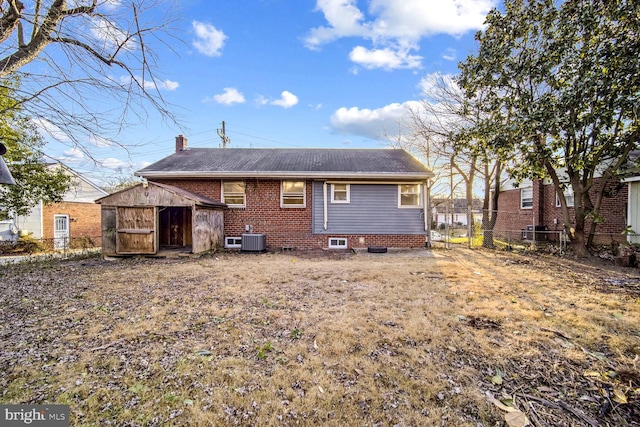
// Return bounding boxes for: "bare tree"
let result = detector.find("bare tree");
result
[400,73,503,245]
[0,0,180,157]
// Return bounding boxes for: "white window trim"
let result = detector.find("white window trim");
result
[224,236,242,249]
[398,184,422,208]
[331,184,350,204]
[281,180,306,208]
[556,188,575,207]
[222,180,246,208]
[521,187,533,209]
[328,237,348,249]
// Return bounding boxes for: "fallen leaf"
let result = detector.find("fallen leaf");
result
[354,368,364,376]
[612,389,628,404]
[505,410,530,427]
[491,370,503,385]
[486,391,516,412]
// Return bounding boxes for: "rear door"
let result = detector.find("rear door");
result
[53,214,69,250]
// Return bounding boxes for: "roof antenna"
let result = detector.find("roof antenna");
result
[217,121,230,148]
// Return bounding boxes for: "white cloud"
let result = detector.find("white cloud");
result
[31,118,71,143]
[256,91,299,108]
[90,16,135,51]
[59,148,86,163]
[158,80,179,91]
[88,135,114,148]
[349,46,422,70]
[119,76,179,91]
[192,21,227,57]
[330,101,421,140]
[98,0,121,11]
[418,71,461,99]
[305,0,496,69]
[100,157,128,169]
[441,48,457,61]
[210,87,246,105]
[304,0,366,49]
[271,91,299,108]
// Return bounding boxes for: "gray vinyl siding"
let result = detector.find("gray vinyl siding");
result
[312,182,425,234]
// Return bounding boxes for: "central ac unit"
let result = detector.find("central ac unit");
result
[241,233,267,252]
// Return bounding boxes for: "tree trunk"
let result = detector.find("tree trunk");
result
[482,160,501,248]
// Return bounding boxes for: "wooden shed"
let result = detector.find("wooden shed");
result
[96,182,225,256]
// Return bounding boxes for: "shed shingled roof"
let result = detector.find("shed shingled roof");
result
[136,148,432,180]
[96,182,226,208]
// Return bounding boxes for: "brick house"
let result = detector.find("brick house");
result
[6,163,107,248]
[494,177,628,244]
[131,135,433,253]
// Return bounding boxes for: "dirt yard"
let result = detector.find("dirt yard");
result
[0,248,639,426]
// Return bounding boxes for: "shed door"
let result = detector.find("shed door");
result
[116,207,156,254]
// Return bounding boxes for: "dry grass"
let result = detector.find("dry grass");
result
[1,248,639,426]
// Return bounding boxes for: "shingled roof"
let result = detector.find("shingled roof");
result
[136,148,432,180]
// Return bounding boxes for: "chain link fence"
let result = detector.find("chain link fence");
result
[432,209,570,252]
[433,208,632,254]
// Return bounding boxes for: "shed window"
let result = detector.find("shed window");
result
[398,184,422,208]
[281,181,306,207]
[331,184,350,203]
[521,187,533,209]
[222,181,245,207]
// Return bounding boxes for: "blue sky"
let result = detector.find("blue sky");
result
[42,0,499,186]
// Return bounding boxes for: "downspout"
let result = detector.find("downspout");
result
[423,181,429,230]
[323,182,328,230]
[424,181,430,247]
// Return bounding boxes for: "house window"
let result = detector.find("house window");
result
[222,181,245,207]
[281,181,306,207]
[398,184,422,208]
[331,184,350,203]
[328,237,348,249]
[225,236,242,249]
[521,187,533,209]
[556,187,575,207]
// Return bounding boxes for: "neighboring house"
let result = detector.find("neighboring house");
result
[431,198,483,228]
[4,163,107,249]
[494,176,628,244]
[106,135,433,255]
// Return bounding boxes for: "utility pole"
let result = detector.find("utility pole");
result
[217,121,230,148]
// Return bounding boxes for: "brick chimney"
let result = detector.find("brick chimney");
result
[175,134,187,152]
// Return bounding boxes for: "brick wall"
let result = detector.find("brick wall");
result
[538,178,627,243]
[153,178,426,250]
[495,178,628,244]
[42,202,102,241]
